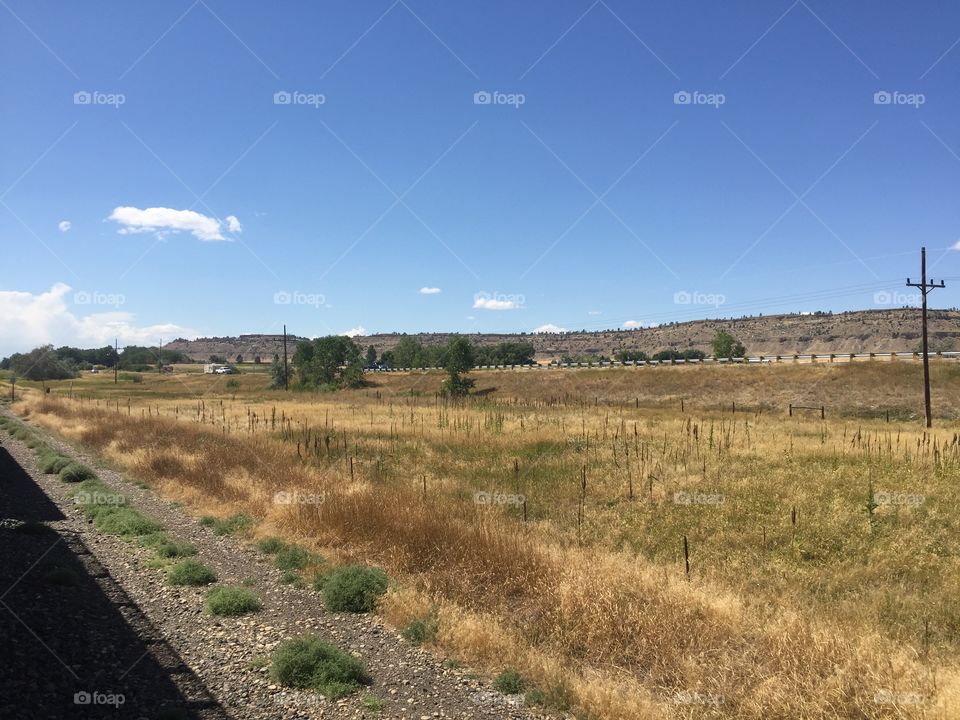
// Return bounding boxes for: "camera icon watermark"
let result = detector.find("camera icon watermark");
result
[873,490,924,508]
[273,490,326,505]
[273,90,326,108]
[73,691,125,708]
[872,290,921,307]
[473,90,526,108]
[73,90,126,108]
[273,290,326,308]
[73,290,126,308]
[873,689,926,705]
[673,290,725,308]
[673,491,724,506]
[474,490,526,506]
[873,90,925,108]
[473,291,525,310]
[74,491,126,506]
[673,90,725,108]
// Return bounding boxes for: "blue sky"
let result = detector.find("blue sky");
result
[2,0,959,354]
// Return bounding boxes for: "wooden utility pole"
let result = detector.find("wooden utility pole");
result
[282,325,289,390]
[114,338,118,384]
[907,246,946,428]
[158,336,163,373]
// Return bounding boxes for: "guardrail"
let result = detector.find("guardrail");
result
[367,351,960,373]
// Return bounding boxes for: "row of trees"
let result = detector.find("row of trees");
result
[373,337,535,370]
[0,344,194,376]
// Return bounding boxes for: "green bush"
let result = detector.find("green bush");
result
[401,614,439,646]
[167,559,217,586]
[256,537,286,554]
[95,507,162,538]
[206,513,254,536]
[275,545,312,571]
[206,586,262,616]
[199,516,217,528]
[154,540,198,558]
[38,454,73,474]
[279,570,303,587]
[59,463,96,483]
[493,669,525,695]
[321,565,388,613]
[269,634,369,698]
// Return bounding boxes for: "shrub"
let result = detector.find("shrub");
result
[38,454,72,474]
[256,537,287,554]
[154,540,198,558]
[199,516,217,528]
[59,463,96,483]
[167,559,217,586]
[321,565,388,613]
[493,669,525,695]
[401,615,439,646]
[207,513,254,536]
[269,634,369,698]
[274,545,312,571]
[206,586,262,616]
[95,507,162,538]
[279,570,303,587]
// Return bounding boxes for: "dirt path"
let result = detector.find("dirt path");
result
[0,410,544,720]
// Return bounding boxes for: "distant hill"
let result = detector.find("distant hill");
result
[163,309,960,363]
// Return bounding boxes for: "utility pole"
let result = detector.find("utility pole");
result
[907,246,946,428]
[158,337,163,373]
[114,338,118,384]
[282,325,289,390]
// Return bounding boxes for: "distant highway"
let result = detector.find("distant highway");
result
[370,351,960,372]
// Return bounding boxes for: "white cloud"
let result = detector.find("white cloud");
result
[343,326,367,337]
[108,206,240,242]
[474,297,516,310]
[58,220,71,232]
[623,320,643,329]
[0,283,196,357]
[953,239,960,250]
[419,287,441,295]
[532,324,566,334]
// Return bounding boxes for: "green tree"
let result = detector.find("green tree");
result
[442,336,475,397]
[9,345,77,387]
[290,336,365,390]
[365,345,378,367]
[711,331,746,359]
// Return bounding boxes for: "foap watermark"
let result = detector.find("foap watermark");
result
[673,290,725,308]
[473,291,525,310]
[873,290,921,307]
[74,290,125,308]
[473,90,526,108]
[273,90,326,108]
[474,490,526,507]
[74,90,125,108]
[74,491,126,507]
[874,90,925,108]
[674,90,725,108]
[874,490,924,508]
[273,291,326,308]
[874,689,926,706]
[273,490,326,506]
[673,491,724,506]
[73,691,125,708]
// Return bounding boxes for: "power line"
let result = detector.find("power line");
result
[907,247,946,428]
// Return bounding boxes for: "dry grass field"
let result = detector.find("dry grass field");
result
[5,360,960,719]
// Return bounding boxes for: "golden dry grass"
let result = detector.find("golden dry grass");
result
[11,360,960,719]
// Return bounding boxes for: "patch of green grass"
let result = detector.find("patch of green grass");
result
[493,669,526,695]
[167,559,217,586]
[321,565,388,613]
[279,570,304,587]
[401,614,439,646]
[524,688,546,706]
[205,586,263,616]
[360,694,385,712]
[44,566,80,586]
[209,513,254,536]
[199,515,217,528]
[274,545,316,571]
[37,454,72,474]
[256,536,287,554]
[269,634,369,699]
[94,507,162,538]
[59,462,96,483]
[247,655,269,671]
[154,540,198,558]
